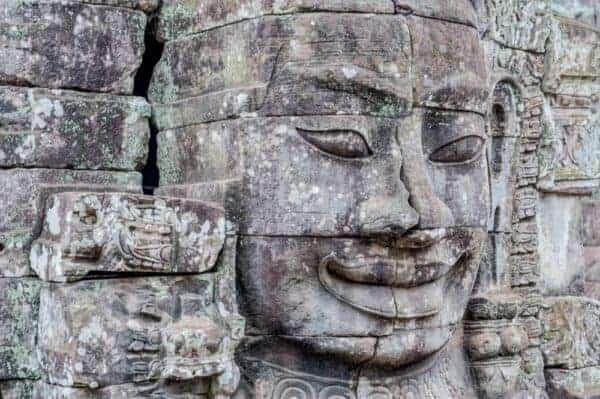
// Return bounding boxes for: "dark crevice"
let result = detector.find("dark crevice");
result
[134,17,164,195]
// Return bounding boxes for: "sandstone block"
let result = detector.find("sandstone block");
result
[155,0,395,41]
[0,278,41,380]
[0,380,35,399]
[0,1,146,93]
[0,86,149,170]
[30,192,226,282]
[149,14,487,130]
[37,276,242,389]
[32,380,210,399]
[541,296,600,369]
[545,366,600,399]
[395,0,477,26]
[0,169,140,277]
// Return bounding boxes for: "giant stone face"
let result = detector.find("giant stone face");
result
[155,9,489,367]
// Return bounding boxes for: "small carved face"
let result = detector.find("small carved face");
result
[158,12,489,366]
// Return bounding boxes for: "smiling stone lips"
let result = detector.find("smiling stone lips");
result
[319,228,472,319]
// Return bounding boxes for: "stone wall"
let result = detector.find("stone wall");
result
[2,0,600,398]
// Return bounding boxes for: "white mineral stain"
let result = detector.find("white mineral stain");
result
[46,198,62,236]
[342,66,358,79]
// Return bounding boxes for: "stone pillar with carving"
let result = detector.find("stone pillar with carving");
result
[471,1,600,398]
[28,192,243,398]
[0,0,153,395]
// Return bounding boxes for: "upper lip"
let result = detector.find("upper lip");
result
[324,229,467,288]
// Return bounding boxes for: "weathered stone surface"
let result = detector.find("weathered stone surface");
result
[236,232,484,355]
[158,113,489,235]
[544,16,600,97]
[538,194,585,295]
[154,0,483,42]
[540,296,600,369]
[475,233,512,291]
[0,86,149,170]
[37,276,242,390]
[22,0,159,12]
[149,14,487,130]
[482,0,551,52]
[395,0,478,26]
[5,0,600,397]
[30,192,226,281]
[0,169,141,277]
[550,0,600,27]
[537,15,600,193]
[0,1,146,93]
[32,380,210,399]
[0,380,35,399]
[583,200,600,246]
[155,0,395,41]
[545,366,600,399]
[408,16,488,113]
[0,278,40,380]
[152,5,494,395]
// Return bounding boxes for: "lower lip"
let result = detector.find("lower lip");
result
[318,260,444,319]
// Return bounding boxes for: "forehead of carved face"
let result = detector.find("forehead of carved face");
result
[157,13,490,234]
[156,12,489,366]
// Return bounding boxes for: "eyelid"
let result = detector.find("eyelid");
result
[297,128,373,159]
[429,135,485,164]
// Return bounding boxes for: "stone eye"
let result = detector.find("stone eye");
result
[429,135,485,164]
[297,128,372,159]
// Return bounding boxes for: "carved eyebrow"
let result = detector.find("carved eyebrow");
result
[293,64,412,116]
[302,64,408,99]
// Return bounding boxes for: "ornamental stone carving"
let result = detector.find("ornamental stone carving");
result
[3,0,600,398]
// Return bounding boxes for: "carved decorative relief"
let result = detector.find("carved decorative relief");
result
[30,192,226,281]
[4,0,600,398]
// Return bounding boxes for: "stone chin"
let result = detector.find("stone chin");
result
[293,227,485,367]
[290,326,454,367]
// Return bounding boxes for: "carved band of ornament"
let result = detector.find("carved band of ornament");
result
[465,319,524,331]
[466,296,522,321]
[272,378,357,399]
[468,355,521,368]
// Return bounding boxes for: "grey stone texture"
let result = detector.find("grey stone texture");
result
[0,87,150,170]
[3,0,600,398]
[0,1,146,94]
[30,192,226,281]
[0,169,142,277]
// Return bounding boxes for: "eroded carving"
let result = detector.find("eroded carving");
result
[37,276,242,393]
[30,192,226,282]
[4,0,600,397]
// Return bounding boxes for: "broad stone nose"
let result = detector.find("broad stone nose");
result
[357,189,419,236]
[396,124,455,229]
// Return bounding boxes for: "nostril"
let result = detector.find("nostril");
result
[357,196,419,236]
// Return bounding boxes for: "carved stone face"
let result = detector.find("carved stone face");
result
[156,11,489,367]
